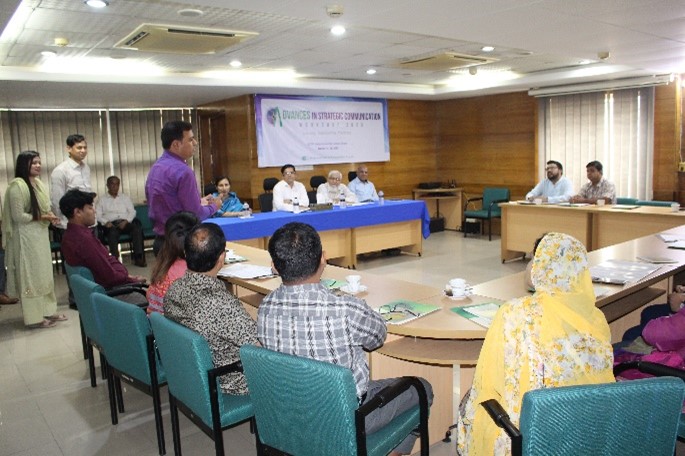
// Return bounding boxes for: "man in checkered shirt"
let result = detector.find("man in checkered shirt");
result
[258,222,433,455]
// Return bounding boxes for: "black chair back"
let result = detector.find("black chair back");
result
[348,171,357,182]
[310,175,326,190]
[263,177,279,192]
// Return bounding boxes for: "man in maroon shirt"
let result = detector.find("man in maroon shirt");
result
[59,189,145,288]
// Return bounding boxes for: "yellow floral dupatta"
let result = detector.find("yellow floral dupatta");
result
[457,232,614,455]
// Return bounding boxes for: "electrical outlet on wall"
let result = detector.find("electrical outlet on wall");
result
[679,162,685,172]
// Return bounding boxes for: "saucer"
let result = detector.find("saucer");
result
[340,284,368,295]
[444,288,472,300]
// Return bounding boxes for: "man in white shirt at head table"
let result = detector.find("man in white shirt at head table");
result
[525,160,574,204]
[348,164,379,203]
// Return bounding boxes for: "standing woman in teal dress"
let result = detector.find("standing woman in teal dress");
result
[2,151,64,328]
[212,176,250,217]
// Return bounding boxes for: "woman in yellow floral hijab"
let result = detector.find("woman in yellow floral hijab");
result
[457,232,614,455]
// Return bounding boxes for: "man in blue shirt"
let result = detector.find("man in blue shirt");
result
[348,164,379,202]
[525,160,574,203]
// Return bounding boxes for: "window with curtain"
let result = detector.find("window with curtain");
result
[0,108,197,205]
[538,87,654,200]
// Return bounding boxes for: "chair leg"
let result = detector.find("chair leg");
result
[214,426,224,456]
[100,352,107,380]
[115,377,125,413]
[107,371,119,425]
[169,395,182,456]
[80,318,88,359]
[152,384,166,455]
[488,218,492,241]
[87,343,97,388]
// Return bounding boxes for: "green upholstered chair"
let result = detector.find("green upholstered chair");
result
[616,197,639,205]
[148,313,255,456]
[481,377,684,456]
[614,360,685,440]
[134,204,157,242]
[463,187,510,241]
[69,274,110,387]
[94,293,167,455]
[239,345,430,456]
[637,199,677,207]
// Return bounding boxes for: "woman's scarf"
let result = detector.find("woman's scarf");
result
[458,232,614,455]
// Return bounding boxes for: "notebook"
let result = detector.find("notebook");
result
[451,302,502,328]
[374,300,440,325]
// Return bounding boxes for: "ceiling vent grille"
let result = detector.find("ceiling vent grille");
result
[114,24,258,54]
[394,52,497,71]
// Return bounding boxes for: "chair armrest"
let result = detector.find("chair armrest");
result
[614,360,685,381]
[206,359,245,434]
[355,376,430,456]
[105,284,149,308]
[481,399,522,455]
[486,198,510,216]
[464,196,483,211]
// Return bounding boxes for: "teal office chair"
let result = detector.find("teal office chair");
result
[148,313,255,456]
[614,360,685,439]
[66,262,148,362]
[240,345,430,456]
[69,274,110,387]
[463,187,510,241]
[94,293,167,455]
[616,197,639,205]
[481,377,684,456]
[637,199,677,207]
[134,204,157,242]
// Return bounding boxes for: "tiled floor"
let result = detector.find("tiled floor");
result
[0,231,526,456]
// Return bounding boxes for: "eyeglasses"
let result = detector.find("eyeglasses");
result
[283,171,296,176]
[377,302,419,321]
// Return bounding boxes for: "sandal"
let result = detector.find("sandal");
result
[47,314,68,322]
[29,319,57,329]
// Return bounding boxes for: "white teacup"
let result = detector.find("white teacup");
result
[596,199,605,206]
[225,249,234,257]
[346,274,362,293]
[449,278,467,298]
[672,202,680,212]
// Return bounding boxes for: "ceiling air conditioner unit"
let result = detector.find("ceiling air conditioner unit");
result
[393,52,497,71]
[115,23,258,54]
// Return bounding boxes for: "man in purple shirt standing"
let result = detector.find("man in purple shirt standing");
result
[145,120,220,255]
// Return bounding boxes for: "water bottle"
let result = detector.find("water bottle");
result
[378,190,385,205]
[293,196,300,214]
[339,193,347,209]
[242,202,252,217]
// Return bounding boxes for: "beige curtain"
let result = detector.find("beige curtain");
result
[538,87,654,200]
[0,108,198,205]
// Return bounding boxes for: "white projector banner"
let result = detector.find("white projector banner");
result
[255,94,389,168]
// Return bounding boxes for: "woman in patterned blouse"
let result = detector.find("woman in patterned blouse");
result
[457,232,614,455]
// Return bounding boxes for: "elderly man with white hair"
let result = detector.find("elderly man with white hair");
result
[316,170,358,205]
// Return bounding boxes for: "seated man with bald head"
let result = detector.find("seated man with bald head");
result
[348,164,379,202]
[316,170,357,205]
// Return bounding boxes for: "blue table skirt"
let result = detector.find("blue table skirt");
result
[208,200,431,241]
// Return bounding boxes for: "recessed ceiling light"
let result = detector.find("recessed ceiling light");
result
[84,0,109,8]
[330,25,346,36]
[481,46,495,52]
[229,59,242,68]
[178,8,204,17]
[41,50,57,58]
[366,68,377,75]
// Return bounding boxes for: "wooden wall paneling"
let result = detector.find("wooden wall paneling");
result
[436,92,537,201]
[653,84,679,201]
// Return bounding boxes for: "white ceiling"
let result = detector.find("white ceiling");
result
[0,0,684,109]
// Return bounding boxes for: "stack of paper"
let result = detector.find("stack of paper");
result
[589,260,660,285]
[218,264,276,279]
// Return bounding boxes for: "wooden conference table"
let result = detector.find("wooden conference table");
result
[500,202,685,262]
[209,200,431,269]
[223,224,685,448]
